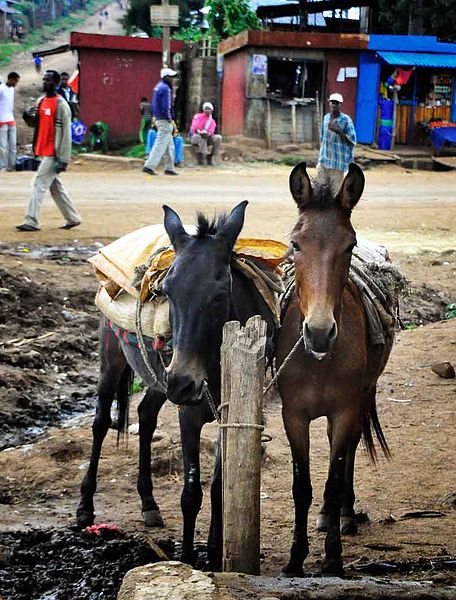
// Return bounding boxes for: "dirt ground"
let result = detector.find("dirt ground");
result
[0,162,455,596]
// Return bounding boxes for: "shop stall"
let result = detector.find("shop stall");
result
[218,31,366,145]
[355,36,456,149]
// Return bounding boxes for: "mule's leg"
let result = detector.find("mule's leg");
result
[137,387,167,527]
[316,420,333,532]
[77,326,128,527]
[282,408,311,577]
[317,419,360,535]
[179,405,205,566]
[207,432,223,571]
[340,433,361,535]
[321,412,360,575]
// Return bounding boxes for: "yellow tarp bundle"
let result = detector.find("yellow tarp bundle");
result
[88,224,288,302]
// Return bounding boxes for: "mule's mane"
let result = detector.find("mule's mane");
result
[306,181,335,211]
[195,212,228,238]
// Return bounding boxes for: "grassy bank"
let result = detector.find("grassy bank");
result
[0,0,110,67]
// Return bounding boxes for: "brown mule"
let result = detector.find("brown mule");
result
[277,163,392,577]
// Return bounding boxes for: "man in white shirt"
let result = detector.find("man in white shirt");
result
[0,71,20,172]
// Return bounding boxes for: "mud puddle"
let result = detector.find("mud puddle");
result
[0,527,162,600]
[0,243,102,264]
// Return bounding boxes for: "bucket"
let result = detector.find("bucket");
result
[378,124,394,150]
[379,99,394,121]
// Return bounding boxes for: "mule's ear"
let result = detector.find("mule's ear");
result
[289,162,312,209]
[217,200,248,249]
[337,163,365,210]
[163,205,189,248]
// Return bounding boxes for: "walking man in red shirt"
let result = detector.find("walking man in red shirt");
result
[16,70,81,232]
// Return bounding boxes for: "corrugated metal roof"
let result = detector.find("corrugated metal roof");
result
[377,51,456,68]
[370,35,456,54]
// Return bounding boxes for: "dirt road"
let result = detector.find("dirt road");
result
[0,162,455,595]
[2,161,456,251]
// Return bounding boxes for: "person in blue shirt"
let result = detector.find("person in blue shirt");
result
[34,56,43,74]
[317,93,356,196]
[143,67,178,176]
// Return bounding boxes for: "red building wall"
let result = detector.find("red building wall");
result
[325,50,359,120]
[221,52,248,136]
[78,48,162,140]
[72,34,183,141]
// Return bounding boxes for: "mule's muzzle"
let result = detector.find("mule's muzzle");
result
[166,371,205,406]
[303,320,337,359]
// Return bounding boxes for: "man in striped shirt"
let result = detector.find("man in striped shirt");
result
[317,93,356,196]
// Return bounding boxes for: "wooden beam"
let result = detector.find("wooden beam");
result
[291,103,297,144]
[266,98,272,150]
[222,316,267,576]
[218,30,368,56]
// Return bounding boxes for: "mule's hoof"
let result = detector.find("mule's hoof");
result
[207,558,222,572]
[321,558,344,577]
[181,551,196,567]
[76,508,94,529]
[316,513,328,532]
[143,509,165,528]
[340,516,358,535]
[281,564,305,578]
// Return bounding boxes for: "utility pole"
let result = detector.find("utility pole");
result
[150,0,178,67]
[162,0,170,67]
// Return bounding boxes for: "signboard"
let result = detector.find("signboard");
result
[150,5,179,27]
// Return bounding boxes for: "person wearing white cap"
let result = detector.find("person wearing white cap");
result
[143,67,178,176]
[189,101,222,166]
[316,92,356,195]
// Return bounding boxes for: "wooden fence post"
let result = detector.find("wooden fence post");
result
[266,98,272,149]
[221,315,267,575]
[291,103,297,144]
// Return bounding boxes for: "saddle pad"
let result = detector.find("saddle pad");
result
[95,285,171,339]
[88,224,288,300]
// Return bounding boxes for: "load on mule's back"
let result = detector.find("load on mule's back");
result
[277,162,406,577]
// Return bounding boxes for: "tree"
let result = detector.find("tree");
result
[122,0,205,37]
[206,0,261,39]
[375,0,456,37]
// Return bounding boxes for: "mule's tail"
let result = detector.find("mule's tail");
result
[361,396,391,464]
[115,364,134,444]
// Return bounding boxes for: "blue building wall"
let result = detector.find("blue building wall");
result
[355,52,380,144]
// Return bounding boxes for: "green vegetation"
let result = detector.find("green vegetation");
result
[0,0,108,67]
[445,303,456,319]
[132,377,145,394]
[205,0,261,39]
[173,25,205,43]
[120,143,146,158]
